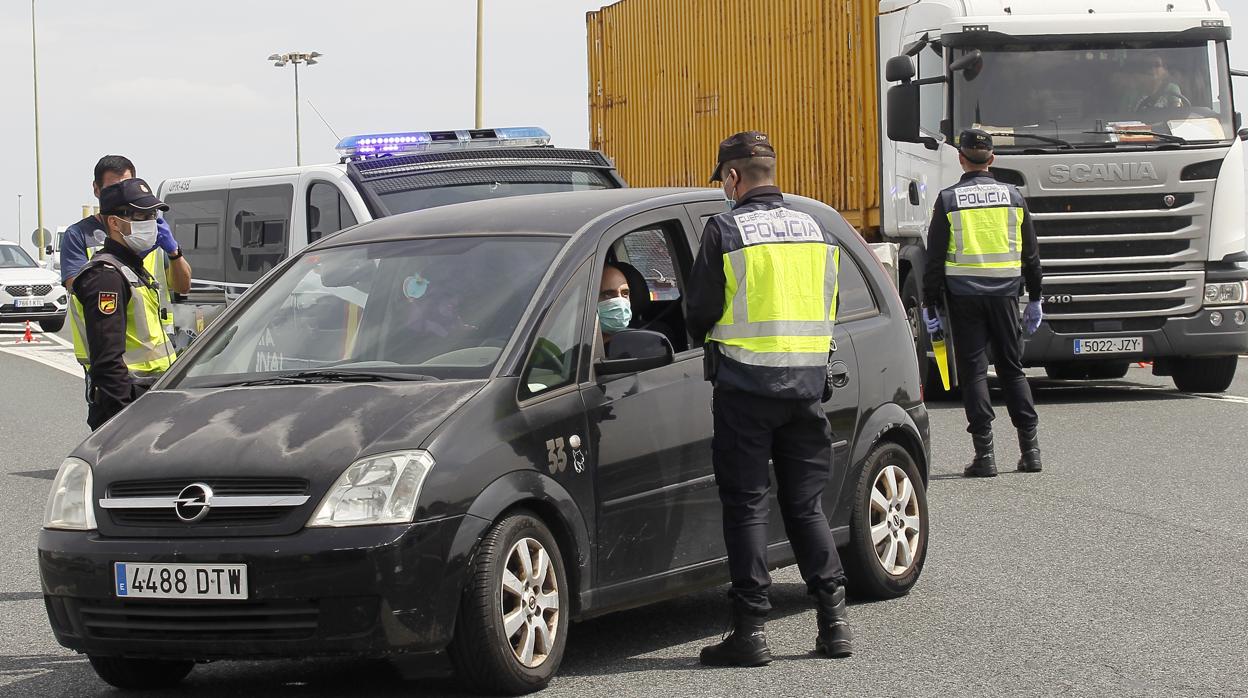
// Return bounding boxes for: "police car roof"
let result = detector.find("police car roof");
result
[322,188,719,246]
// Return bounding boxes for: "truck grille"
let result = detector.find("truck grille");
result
[106,478,308,529]
[1039,270,1203,321]
[71,599,320,642]
[1042,239,1189,260]
[1027,193,1194,214]
[4,284,52,297]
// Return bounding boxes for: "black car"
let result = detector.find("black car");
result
[39,188,931,694]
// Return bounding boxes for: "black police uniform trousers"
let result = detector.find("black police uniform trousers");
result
[948,293,1039,436]
[712,386,847,616]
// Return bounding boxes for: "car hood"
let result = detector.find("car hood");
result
[76,380,487,485]
[0,267,57,285]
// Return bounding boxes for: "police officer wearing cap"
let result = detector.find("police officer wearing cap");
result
[686,131,852,667]
[73,178,178,430]
[922,128,1044,477]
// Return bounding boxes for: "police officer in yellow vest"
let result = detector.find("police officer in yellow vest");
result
[72,179,178,430]
[686,132,852,667]
[922,129,1044,477]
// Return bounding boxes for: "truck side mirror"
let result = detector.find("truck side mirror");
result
[1239,127,1248,142]
[885,55,915,83]
[950,50,983,81]
[887,83,922,143]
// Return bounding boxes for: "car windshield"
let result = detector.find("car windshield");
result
[372,167,613,215]
[0,246,38,268]
[953,41,1234,150]
[172,235,564,388]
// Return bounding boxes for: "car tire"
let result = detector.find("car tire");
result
[1043,362,1091,380]
[87,656,193,689]
[448,511,569,695]
[39,317,64,333]
[843,442,929,600]
[1172,355,1238,393]
[901,273,956,401]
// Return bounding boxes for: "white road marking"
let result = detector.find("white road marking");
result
[0,330,81,377]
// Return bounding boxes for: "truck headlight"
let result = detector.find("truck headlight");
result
[1203,281,1248,307]
[43,458,97,531]
[307,450,435,527]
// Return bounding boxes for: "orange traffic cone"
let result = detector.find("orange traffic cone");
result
[15,320,38,344]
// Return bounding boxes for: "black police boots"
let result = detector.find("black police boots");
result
[814,586,853,658]
[699,609,772,667]
[963,431,998,478]
[1017,427,1042,473]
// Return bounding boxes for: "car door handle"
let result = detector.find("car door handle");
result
[829,360,851,388]
[908,181,920,206]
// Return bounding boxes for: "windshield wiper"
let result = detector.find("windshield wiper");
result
[984,132,1074,149]
[228,369,437,387]
[1083,129,1187,144]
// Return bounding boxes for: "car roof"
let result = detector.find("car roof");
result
[323,188,719,246]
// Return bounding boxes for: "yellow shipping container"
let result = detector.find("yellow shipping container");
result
[587,0,880,234]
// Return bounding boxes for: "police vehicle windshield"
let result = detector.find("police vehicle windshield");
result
[952,41,1234,150]
[172,235,563,388]
[0,245,38,268]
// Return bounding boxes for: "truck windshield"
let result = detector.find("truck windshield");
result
[370,167,613,216]
[172,235,564,388]
[953,41,1234,150]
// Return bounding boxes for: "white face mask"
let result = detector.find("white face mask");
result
[123,218,158,254]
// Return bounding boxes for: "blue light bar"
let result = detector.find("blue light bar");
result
[336,127,552,160]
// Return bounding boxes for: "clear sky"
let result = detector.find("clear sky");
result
[3,1,1248,251]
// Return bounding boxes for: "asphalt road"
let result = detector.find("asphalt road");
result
[0,325,1244,697]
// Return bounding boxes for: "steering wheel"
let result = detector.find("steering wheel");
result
[529,338,566,373]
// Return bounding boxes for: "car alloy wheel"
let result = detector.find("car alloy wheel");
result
[501,537,560,668]
[869,464,922,576]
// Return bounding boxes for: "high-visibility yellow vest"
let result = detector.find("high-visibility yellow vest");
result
[70,253,176,376]
[708,207,840,373]
[942,181,1024,279]
[69,235,175,366]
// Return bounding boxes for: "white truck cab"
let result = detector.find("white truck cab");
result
[158,127,625,337]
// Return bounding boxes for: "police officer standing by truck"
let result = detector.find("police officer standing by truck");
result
[922,129,1045,477]
[73,179,178,430]
[686,132,852,667]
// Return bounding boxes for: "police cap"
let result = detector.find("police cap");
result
[710,131,776,182]
[958,128,994,164]
[99,178,169,217]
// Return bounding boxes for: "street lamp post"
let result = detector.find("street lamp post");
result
[476,0,484,129]
[30,0,45,260]
[267,51,322,166]
[17,194,22,244]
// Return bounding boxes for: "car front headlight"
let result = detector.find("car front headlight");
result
[44,458,97,531]
[307,450,435,527]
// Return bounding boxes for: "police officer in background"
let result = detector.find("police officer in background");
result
[922,129,1044,477]
[686,132,852,666]
[73,179,178,430]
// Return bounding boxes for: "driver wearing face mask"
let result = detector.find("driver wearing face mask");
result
[598,263,632,348]
[71,178,178,430]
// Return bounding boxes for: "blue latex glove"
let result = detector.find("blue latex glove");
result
[1023,300,1043,335]
[154,215,178,255]
[922,307,942,336]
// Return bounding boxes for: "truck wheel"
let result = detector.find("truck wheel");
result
[39,317,64,333]
[448,511,569,695]
[901,273,955,400]
[1043,363,1091,380]
[843,442,928,600]
[87,656,193,689]
[1172,356,1238,393]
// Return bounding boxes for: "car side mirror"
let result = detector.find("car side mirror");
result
[596,329,674,376]
[44,245,53,255]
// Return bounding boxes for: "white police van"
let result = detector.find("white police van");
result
[159,127,626,339]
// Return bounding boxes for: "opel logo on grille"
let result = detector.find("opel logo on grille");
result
[174,483,214,523]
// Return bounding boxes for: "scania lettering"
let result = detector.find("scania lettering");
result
[881,0,1248,394]
[157,127,626,343]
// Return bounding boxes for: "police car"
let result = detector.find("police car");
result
[0,240,67,332]
[159,127,626,338]
[39,188,930,694]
